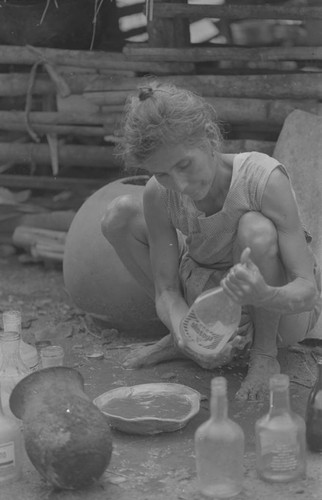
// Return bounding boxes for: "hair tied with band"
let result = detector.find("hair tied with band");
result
[138,86,154,101]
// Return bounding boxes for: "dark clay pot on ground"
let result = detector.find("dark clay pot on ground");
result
[0,0,105,49]
[9,367,113,490]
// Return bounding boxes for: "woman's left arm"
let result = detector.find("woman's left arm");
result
[222,167,320,313]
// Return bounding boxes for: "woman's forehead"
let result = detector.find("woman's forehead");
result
[144,144,193,173]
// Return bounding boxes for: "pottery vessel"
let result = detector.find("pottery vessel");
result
[63,176,166,336]
[9,367,113,490]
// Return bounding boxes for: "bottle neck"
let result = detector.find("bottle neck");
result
[269,387,290,415]
[2,310,21,335]
[210,392,228,421]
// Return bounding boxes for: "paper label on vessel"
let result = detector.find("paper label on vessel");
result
[181,310,233,354]
[260,430,300,472]
[0,442,15,469]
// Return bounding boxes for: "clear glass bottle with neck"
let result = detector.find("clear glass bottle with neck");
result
[0,329,31,418]
[2,310,38,371]
[0,381,23,484]
[255,374,306,483]
[195,376,244,498]
[306,357,322,452]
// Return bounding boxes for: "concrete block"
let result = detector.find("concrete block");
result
[274,109,322,338]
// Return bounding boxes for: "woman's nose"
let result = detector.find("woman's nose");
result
[172,173,187,193]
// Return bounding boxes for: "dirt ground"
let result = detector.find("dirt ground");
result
[0,254,322,500]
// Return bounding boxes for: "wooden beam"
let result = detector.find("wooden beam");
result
[147,0,190,48]
[0,174,117,191]
[153,3,322,20]
[162,73,322,99]
[124,45,322,62]
[0,143,120,168]
[0,111,119,126]
[2,72,322,99]
[0,45,193,74]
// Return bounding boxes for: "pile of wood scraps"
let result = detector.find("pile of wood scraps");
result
[12,226,66,263]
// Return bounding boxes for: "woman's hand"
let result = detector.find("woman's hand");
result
[221,247,271,307]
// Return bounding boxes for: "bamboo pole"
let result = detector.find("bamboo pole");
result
[123,45,322,62]
[0,143,120,168]
[153,3,322,20]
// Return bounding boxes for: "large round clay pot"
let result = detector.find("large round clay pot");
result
[0,0,105,49]
[63,176,166,336]
[9,367,113,490]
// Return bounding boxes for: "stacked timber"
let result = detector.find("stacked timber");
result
[0,1,321,190]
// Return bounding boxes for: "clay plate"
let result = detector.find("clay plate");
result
[93,383,201,435]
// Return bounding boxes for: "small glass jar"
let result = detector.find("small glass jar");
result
[40,345,64,368]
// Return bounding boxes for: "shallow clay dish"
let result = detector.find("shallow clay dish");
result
[93,383,201,435]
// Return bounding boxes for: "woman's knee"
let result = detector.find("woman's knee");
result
[236,212,278,259]
[101,194,140,244]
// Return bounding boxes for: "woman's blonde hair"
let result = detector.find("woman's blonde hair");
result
[117,80,223,170]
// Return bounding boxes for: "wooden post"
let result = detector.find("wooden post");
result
[147,0,190,48]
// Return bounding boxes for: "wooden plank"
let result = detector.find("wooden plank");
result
[0,122,106,137]
[147,0,190,48]
[162,73,322,99]
[0,110,119,126]
[0,45,193,74]
[0,174,116,191]
[0,143,120,168]
[206,97,322,126]
[2,72,322,99]
[153,3,322,20]
[124,45,322,62]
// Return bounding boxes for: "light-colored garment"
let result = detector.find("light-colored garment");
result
[153,151,321,365]
[156,151,287,301]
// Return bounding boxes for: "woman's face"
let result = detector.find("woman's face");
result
[144,143,217,201]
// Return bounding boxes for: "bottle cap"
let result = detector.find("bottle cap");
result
[211,376,227,395]
[269,373,289,391]
[2,310,21,333]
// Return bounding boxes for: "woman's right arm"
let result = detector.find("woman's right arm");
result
[143,178,189,345]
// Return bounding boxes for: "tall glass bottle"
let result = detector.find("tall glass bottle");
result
[195,377,244,498]
[255,374,306,483]
[0,382,23,484]
[306,357,322,452]
[2,310,38,371]
[0,329,31,418]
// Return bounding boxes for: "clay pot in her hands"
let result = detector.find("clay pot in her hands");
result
[9,367,113,490]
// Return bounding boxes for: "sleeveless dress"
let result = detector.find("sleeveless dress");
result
[153,151,322,363]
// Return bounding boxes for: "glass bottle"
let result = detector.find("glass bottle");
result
[0,381,23,484]
[180,287,241,361]
[2,310,39,371]
[305,357,322,452]
[0,329,31,419]
[195,376,244,498]
[255,374,306,483]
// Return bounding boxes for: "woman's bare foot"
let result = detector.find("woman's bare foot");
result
[235,353,280,401]
[122,334,186,368]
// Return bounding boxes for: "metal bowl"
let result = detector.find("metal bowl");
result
[93,383,201,435]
